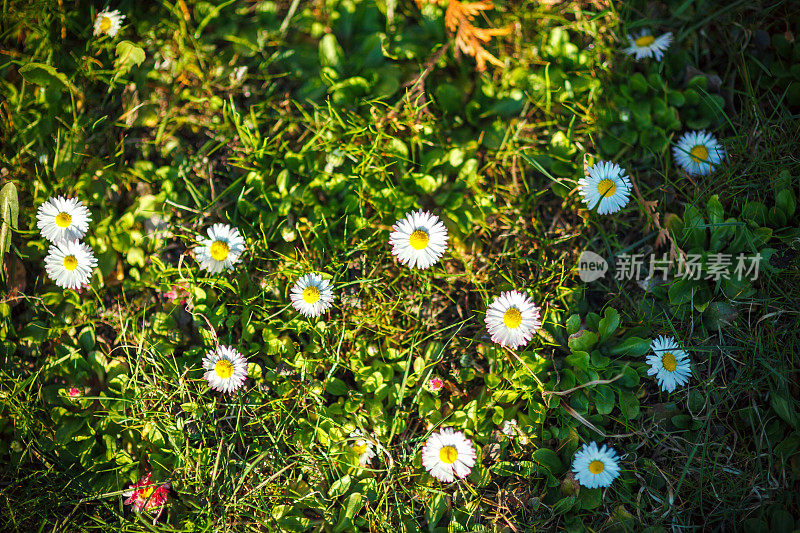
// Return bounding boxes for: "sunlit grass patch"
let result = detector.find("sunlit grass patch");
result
[1,0,799,531]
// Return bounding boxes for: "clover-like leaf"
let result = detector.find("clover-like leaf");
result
[114,41,146,78]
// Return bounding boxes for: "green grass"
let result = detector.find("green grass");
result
[1,0,799,531]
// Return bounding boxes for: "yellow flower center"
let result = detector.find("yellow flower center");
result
[139,486,155,500]
[302,286,321,304]
[352,442,368,455]
[99,16,112,32]
[503,308,522,329]
[409,230,429,250]
[662,352,677,372]
[209,240,229,261]
[635,35,655,47]
[689,145,709,163]
[56,212,72,228]
[589,460,605,474]
[215,360,234,379]
[439,445,458,464]
[63,255,78,270]
[597,178,617,198]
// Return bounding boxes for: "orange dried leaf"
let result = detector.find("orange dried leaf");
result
[444,0,508,71]
[458,0,496,19]
[655,228,670,250]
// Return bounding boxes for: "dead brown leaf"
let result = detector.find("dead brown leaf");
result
[2,253,25,306]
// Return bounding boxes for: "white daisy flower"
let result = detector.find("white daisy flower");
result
[202,346,248,394]
[647,335,691,393]
[421,427,476,483]
[501,419,519,437]
[195,223,245,274]
[350,431,376,466]
[44,240,98,290]
[572,442,621,489]
[389,210,448,270]
[93,9,125,37]
[623,30,673,61]
[578,161,632,215]
[484,290,542,350]
[672,131,725,176]
[36,196,91,243]
[290,273,335,317]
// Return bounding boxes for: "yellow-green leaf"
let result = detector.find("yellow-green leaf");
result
[114,40,146,78]
[0,182,19,270]
[18,62,71,91]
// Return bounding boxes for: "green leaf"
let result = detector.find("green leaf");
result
[768,206,787,227]
[552,495,577,515]
[532,448,563,472]
[770,508,795,533]
[54,416,85,443]
[629,73,648,93]
[683,204,707,250]
[608,337,651,357]
[598,308,620,342]
[774,432,800,458]
[585,313,601,332]
[687,75,708,91]
[771,393,798,428]
[434,83,462,115]
[143,421,165,448]
[329,475,351,499]
[492,460,534,477]
[776,189,796,218]
[78,326,96,351]
[647,72,667,91]
[326,377,348,396]
[741,201,768,226]
[345,492,364,519]
[618,389,640,419]
[619,364,641,387]
[706,194,724,225]
[357,33,386,70]
[18,62,71,91]
[126,246,145,267]
[702,301,738,330]
[579,487,602,509]
[568,330,598,352]
[590,350,610,368]
[630,100,652,127]
[667,90,685,107]
[319,34,344,70]
[565,351,590,371]
[424,492,447,531]
[19,321,48,342]
[279,516,311,531]
[484,373,502,389]
[687,390,705,413]
[114,41,146,78]
[566,314,581,335]
[668,278,696,306]
[593,385,615,415]
[0,182,19,269]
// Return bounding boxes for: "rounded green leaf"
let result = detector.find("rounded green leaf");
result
[319,34,344,70]
[598,308,620,342]
[532,448,563,472]
[568,330,598,352]
[114,41,146,77]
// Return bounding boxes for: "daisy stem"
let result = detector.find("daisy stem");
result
[591,216,619,288]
